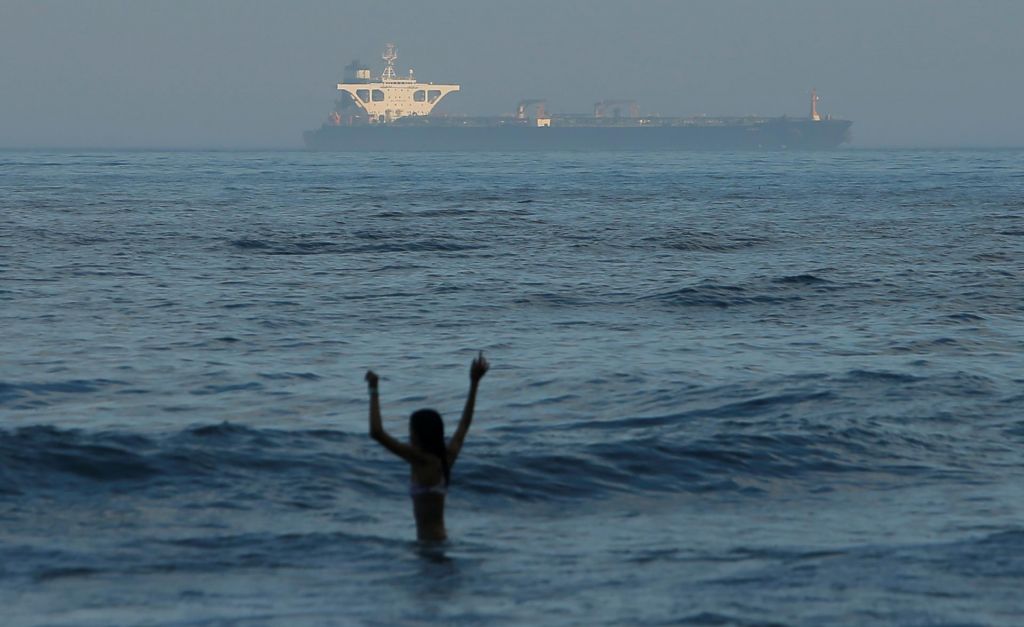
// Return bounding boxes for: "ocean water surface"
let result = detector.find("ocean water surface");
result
[1,149,1023,625]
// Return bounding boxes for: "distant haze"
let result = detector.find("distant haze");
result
[2,0,1022,149]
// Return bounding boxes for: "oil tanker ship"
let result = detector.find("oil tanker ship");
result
[303,44,852,151]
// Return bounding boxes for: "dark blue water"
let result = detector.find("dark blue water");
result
[2,150,1023,626]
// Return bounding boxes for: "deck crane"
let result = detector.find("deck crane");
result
[594,100,639,119]
[515,99,548,120]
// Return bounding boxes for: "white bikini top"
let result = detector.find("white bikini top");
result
[409,480,448,498]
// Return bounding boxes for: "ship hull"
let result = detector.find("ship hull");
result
[303,119,852,151]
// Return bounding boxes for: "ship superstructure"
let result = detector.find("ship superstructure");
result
[331,44,460,124]
[306,44,852,150]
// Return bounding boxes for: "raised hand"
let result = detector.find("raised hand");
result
[470,351,489,384]
[365,370,379,389]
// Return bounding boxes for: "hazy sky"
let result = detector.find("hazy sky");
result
[2,0,1022,148]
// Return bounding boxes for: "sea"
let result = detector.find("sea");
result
[1,149,1023,626]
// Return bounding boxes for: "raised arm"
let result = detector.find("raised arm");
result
[447,352,489,466]
[366,370,428,465]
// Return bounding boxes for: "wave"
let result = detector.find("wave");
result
[0,424,361,497]
[228,237,476,255]
[0,378,129,408]
[642,283,794,308]
[0,417,972,503]
[641,274,844,308]
[772,273,832,285]
[642,228,769,253]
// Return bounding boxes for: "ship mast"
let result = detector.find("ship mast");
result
[381,43,398,81]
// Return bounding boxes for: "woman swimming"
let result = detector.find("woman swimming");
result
[366,352,489,541]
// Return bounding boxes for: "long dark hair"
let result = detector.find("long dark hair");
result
[409,409,449,486]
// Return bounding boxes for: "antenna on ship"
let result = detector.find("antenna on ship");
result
[810,88,821,121]
[382,43,398,81]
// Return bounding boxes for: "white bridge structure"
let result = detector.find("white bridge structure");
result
[336,44,460,123]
